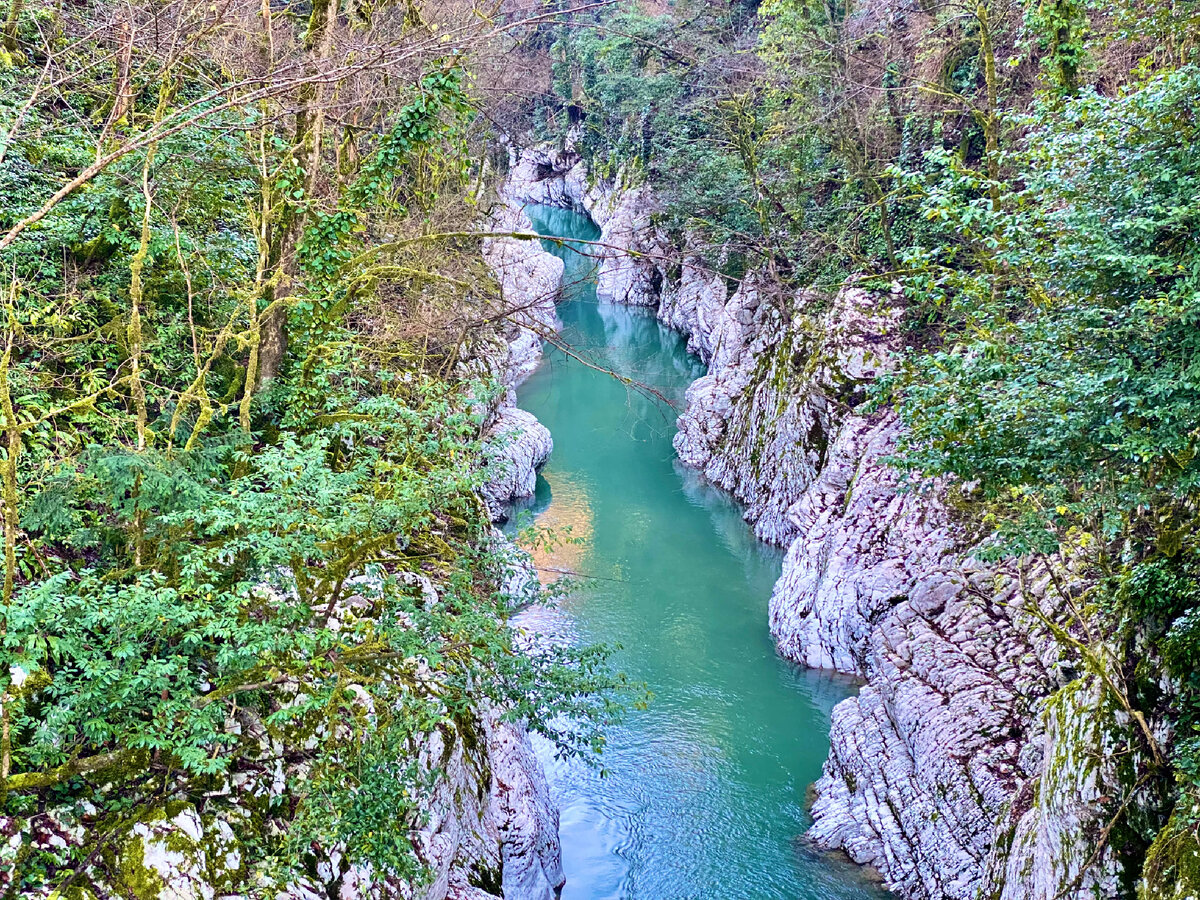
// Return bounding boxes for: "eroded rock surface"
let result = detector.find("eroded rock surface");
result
[674,272,1144,900]
[481,407,553,515]
[504,144,1153,900]
[1,680,562,900]
[477,201,563,522]
[685,278,1146,900]
[504,141,664,309]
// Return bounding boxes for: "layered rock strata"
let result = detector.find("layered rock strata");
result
[679,277,1145,900]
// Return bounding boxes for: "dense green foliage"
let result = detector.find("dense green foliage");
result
[538,0,946,283]
[0,0,627,892]
[540,4,855,280]
[881,62,1200,871]
[3,0,1199,886]
[533,0,1200,887]
[887,68,1200,551]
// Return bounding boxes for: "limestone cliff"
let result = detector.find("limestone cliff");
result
[499,142,1160,900]
[686,274,1151,900]
[2,622,564,900]
[477,201,561,517]
[502,142,664,309]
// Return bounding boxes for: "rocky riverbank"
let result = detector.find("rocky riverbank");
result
[1,191,569,900]
[8,538,566,900]
[476,201,561,517]
[496,140,1157,900]
[4,598,565,900]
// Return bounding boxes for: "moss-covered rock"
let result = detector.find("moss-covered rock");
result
[1141,803,1200,900]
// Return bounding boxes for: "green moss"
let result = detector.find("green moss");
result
[469,860,504,894]
[1140,804,1200,900]
[93,801,248,898]
[1037,675,1178,898]
[113,826,168,900]
[981,799,1017,900]
[1041,679,1102,797]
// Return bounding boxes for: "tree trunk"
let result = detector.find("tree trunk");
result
[255,0,336,387]
[2,0,22,53]
[976,1,1001,201]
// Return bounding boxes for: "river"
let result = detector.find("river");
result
[507,204,889,900]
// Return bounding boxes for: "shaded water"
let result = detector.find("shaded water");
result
[508,204,888,900]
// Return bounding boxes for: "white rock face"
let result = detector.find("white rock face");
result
[483,203,563,339]
[504,142,665,308]
[982,679,1134,900]
[486,714,566,900]
[655,258,730,361]
[130,808,243,900]
[1,681,562,900]
[481,407,553,515]
[666,274,901,546]
[285,707,555,900]
[761,391,1136,900]
[496,150,1160,900]
[478,200,563,523]
[502,143,588,212]
[403,706,563,900]
[481,202,563,392]
[666,272,1141,900]
[583,178,663,308]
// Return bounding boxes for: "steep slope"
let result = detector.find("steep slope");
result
[2,200,568,900]
[3,635,564,900]
[500,145,1160,900]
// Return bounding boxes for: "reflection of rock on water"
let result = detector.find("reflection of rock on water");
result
[523,469,593,583]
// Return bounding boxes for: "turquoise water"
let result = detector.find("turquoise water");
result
[508,204,888,900]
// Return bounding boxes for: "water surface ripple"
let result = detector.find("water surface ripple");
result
[508,204,889,900]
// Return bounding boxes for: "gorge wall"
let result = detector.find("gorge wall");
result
[497,141,1157,900]
[5,535,566,900]
[4,203,567,900]
[6,631,565,900]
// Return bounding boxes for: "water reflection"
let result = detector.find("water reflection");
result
[523,469,595,582]
[507,204,889,900]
